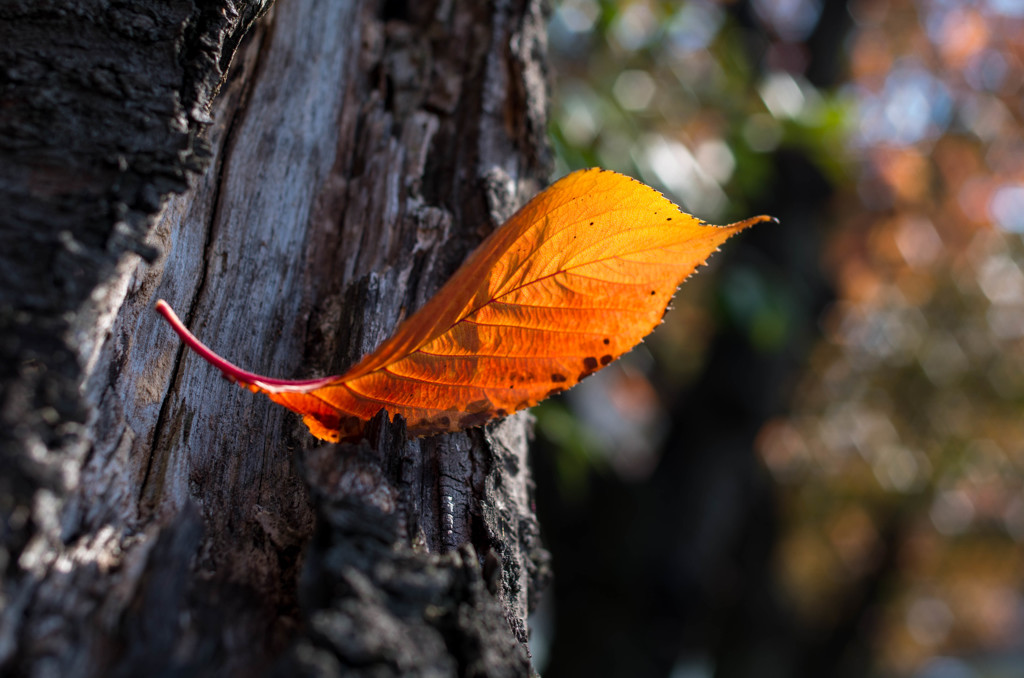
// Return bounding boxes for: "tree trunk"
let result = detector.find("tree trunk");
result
[0,0,551,675]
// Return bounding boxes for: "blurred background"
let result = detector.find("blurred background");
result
[530,1,1024,677]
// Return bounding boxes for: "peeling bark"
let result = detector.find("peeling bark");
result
[0,0,551,674]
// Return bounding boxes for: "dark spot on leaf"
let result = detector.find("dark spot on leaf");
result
[650,290,656,295]
[589,221,594,225]
[551,373,566,383]
[583,356,598,371]
[667,217,672,221]
[600,354,613,365]
[336,415,363,441]
[460,411,491,428]
[308,410,341,429]
[546,387,565,398]
[603,338,610,345]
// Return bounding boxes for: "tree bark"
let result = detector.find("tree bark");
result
[0,0,551,675]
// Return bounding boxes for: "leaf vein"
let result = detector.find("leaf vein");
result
[456,318,621,336]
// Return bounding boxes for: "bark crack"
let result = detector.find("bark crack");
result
[138,22,270,518]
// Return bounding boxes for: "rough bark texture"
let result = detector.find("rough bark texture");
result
[0,0,551,675]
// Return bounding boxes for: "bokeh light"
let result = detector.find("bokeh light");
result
[537,1,1024,676]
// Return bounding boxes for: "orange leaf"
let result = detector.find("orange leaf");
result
[157,168,772,442]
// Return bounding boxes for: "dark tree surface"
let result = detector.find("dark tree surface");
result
[0,0,551,675]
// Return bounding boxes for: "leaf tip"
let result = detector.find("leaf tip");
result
[726,214,777,231]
